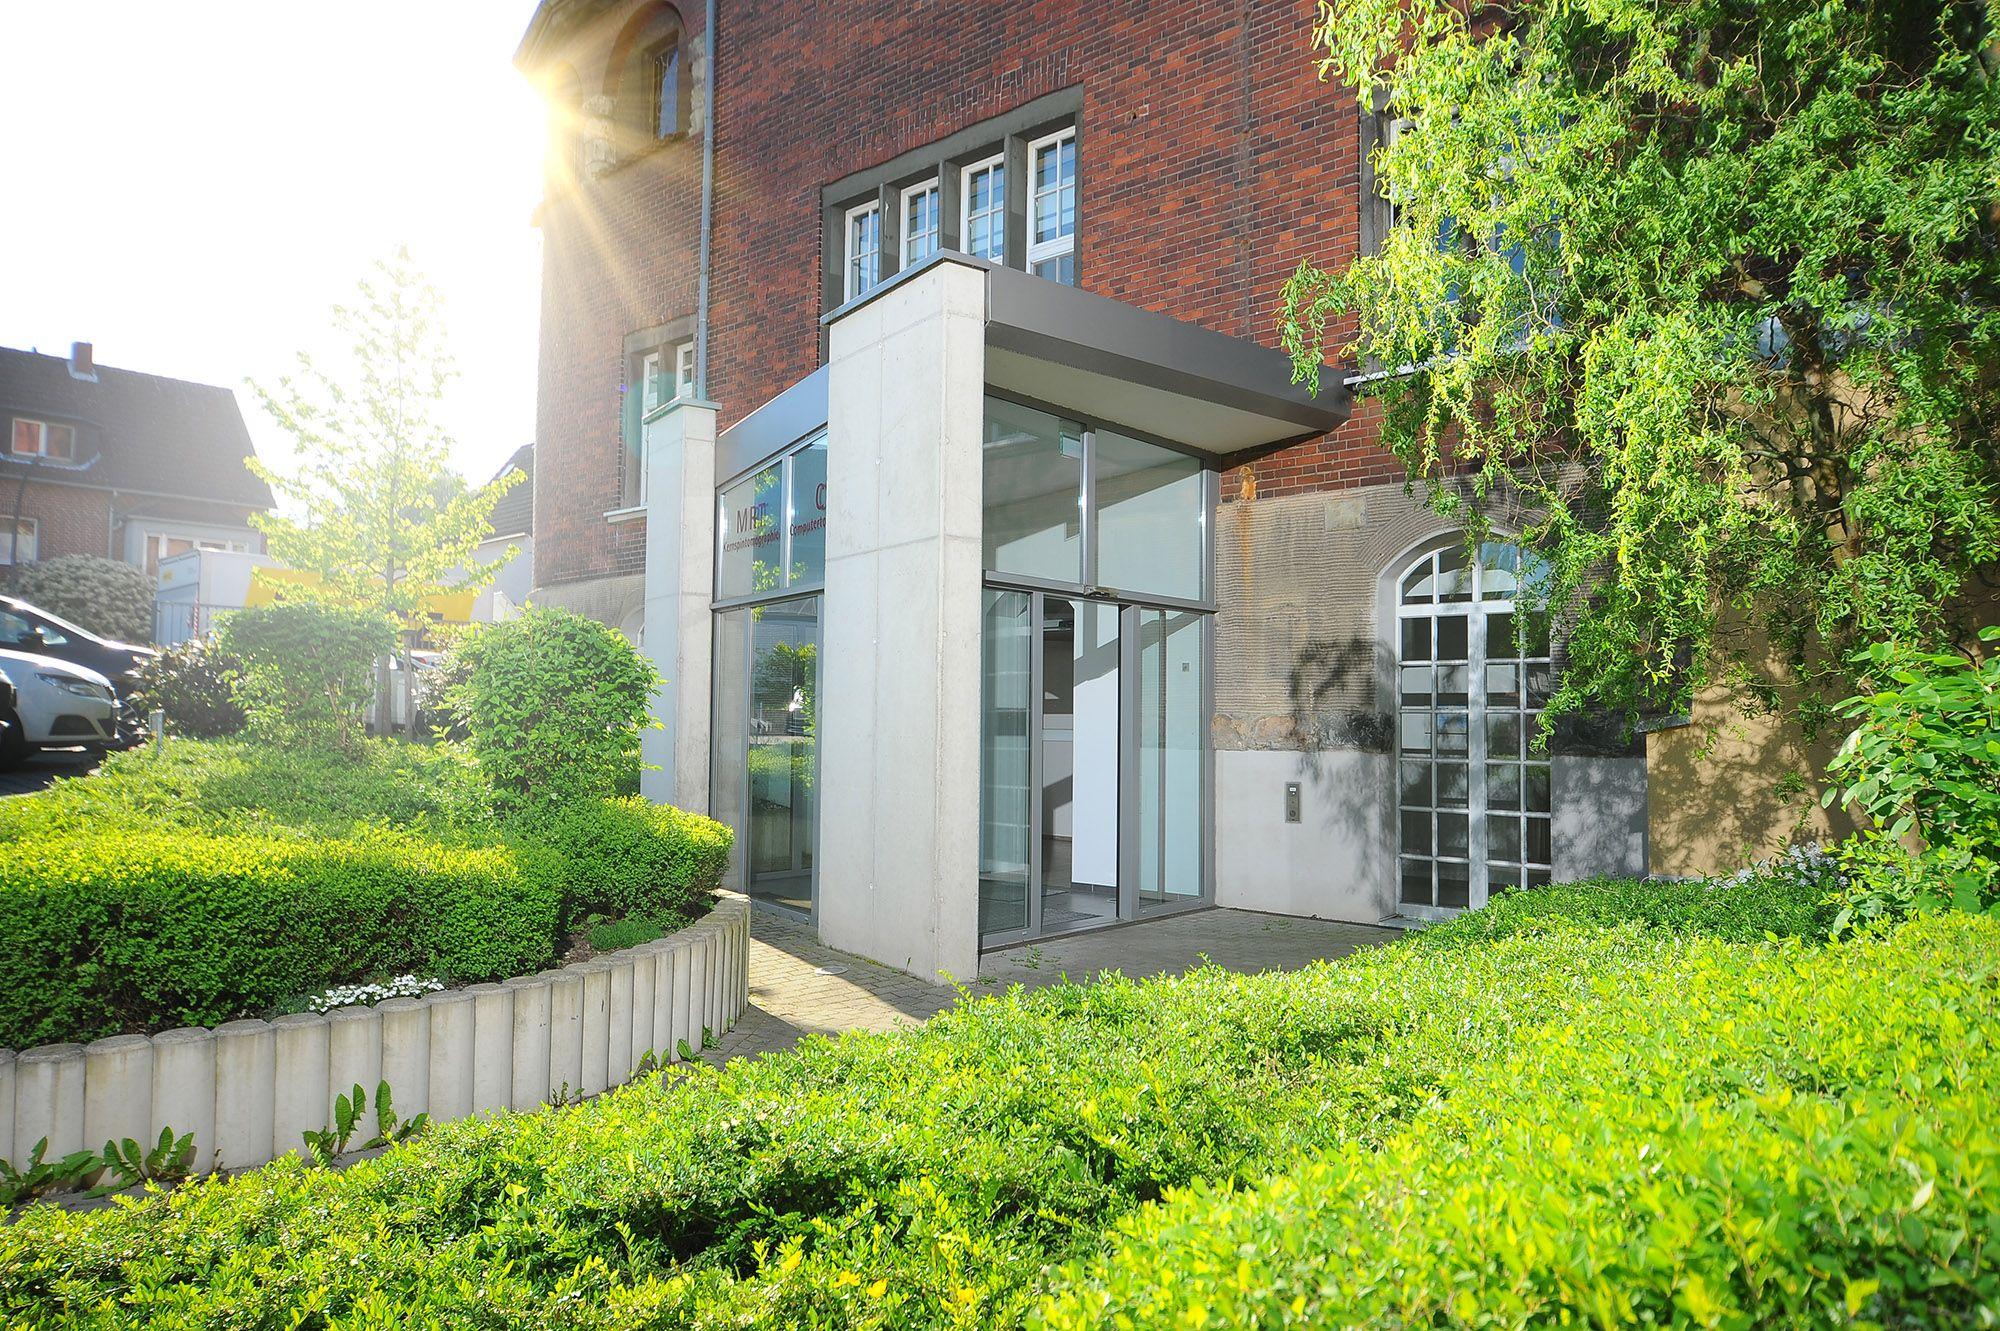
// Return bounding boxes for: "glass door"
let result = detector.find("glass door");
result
[712,596,821,916]
[1130,606,1205,915]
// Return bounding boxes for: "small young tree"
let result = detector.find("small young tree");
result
[214,602,396,751]
[1282,0,2000,732]
[249,249,520,734]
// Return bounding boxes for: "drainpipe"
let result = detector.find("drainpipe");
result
[694,0,717,397]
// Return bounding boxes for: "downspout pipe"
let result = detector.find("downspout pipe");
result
[694,0,717,397]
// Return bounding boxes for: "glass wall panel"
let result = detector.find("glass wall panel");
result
[1094,429,1205,601]
[709,608,752,892]
[979,590,1032,935]
[1135,607,1204,914]
[983,398,1082,583]
[718,463,783,599]
[745,599,819,913]
[788,434,828,588]
[1041,598,1120,932]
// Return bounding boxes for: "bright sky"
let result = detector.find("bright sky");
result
[0,1,548,487]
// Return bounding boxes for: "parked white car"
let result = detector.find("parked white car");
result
[0,648,121,767]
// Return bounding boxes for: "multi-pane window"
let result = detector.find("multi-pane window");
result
[1396,541,1552,914]
[844,201,882,300]
[961,155,1006,263]
[628,341,692,506]
[901,179,941,266]
[1027,128,1077,285]
[0,518,36,565]
[11,418,75,461]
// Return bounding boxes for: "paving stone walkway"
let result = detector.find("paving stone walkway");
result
[703,904,1398,1064]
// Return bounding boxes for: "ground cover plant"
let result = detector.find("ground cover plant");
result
[4,868,1990,1328]
[0,739,729,1046]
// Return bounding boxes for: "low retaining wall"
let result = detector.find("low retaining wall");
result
[0,896,750,1177]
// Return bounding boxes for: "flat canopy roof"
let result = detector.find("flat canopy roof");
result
[721,255,1350,480]
[975,260,1349,457]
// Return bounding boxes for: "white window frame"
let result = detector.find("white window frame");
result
[10,417,75,462]
[844,200,882,301]
[676,341,696,399]
[1026,127,1077,281]
[0,517,37,565]
[960,153,1006,264]
[900,177,941,267]
[640,350,666,415]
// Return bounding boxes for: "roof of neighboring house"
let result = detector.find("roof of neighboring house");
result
[486,443,533,539]
[0,345,273,508]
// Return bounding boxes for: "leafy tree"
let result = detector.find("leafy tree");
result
[248,250,520,733]
[214,602,396,751]
[1282,0,2000,731]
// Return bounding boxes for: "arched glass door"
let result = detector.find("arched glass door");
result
[1396,541,1553,915]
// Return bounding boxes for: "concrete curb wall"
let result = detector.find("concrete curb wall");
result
[1,896,749,1177]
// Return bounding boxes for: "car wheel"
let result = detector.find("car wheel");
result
[0,710,26,772]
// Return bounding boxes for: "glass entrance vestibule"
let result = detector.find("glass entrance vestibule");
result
[977,395,1215,947]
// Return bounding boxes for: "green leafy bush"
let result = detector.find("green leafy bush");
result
[1826,627,2000,924]
[1405,866,1837,951]
[0,828,557,1046]
[516,795,731,927]
[17,556,153,644]
[123,638,245,738]
[214,601,395,749]
[2,898,1991,1329]
[448,607,659,807]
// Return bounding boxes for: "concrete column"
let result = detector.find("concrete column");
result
[150,1029,216,1173]
[15,1044,85,1161]
[606,959,635,1086]
[666,942,693,1060]
[505,977,551,1111]
[640,398,718,811]
[269,1015,329,1162]
[467,983,513,1114]
[212,1020,274,1171]
[426,991,477,1123]
[577,964,611,1097]
[820,259,988,984]
[327,1006,383,1113]
[686,937,709,1051]
[377,999,430,1121]
[83,1035,153,1169]
[0,1050,13,1168]
[629,951,657,1072]
[546,970,584,1100]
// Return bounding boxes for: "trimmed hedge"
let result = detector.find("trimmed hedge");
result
[1,884,1990,1328]
[1404,869,1838,949]
[0,831,556,1046]
[517,795,733,926]
[0,740,729,1045]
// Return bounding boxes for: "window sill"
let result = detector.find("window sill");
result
[604,505,648,524]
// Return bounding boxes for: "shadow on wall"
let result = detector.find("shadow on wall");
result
[1285,635,1393,778]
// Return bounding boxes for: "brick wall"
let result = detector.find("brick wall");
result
[530,0,1398,589]
[0,481,261,569]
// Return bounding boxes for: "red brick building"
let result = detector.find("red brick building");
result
[0,343,269,581]
[515,1,1665,973]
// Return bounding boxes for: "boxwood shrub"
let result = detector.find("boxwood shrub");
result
[0,830,557,1046]
[515,795,733,926]
[2,904,1990,1329]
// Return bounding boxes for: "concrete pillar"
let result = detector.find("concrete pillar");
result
[546,970,584,1101]
[629,951,657,1072]
[505,977,551,1111]
[269,1015,329,1163]
[467,983,513,1114]
[0,1050,13,1168]
[666,941,693,1060]
[426,991,476,1123]
[150,1030,216,1173]
[640,397,718,811]
[212,1020,274,1171]
[606,959,634,1086]
[377,998,430,1121]
[820,259,987,984]
[686,937,710,1051]
[327,1006,383,1115]
[577,963,611,1097]
[15,1044,85,1162]
[83,1035,154,1168]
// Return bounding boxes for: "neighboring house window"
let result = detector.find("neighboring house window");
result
[901,178,941,266]
[1395,540,1554,916]
[1026,128,1077,284]
[10,418,75,461]
[961,155,1006,263]
[844,201,882,301]
[0,518,37,565]
[144,533,248,579]
[653,43,682,139]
